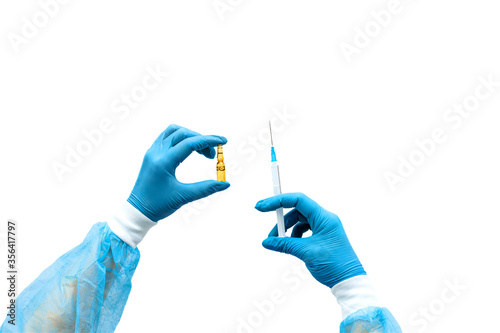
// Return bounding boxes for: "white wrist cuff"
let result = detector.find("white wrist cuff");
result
[107,201,157,248]
[331,275,381,320]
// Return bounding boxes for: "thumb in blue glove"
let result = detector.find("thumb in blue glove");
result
[255,193,365,288]
[128,124,230,222]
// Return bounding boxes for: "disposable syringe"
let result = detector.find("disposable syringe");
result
[269,122,286,237]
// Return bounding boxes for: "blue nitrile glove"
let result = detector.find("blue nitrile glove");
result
[255,193,365,288]
[128,124,230,222]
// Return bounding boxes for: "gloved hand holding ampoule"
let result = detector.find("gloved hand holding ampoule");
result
[128,124,230,221]
[107,124,230,247]
[1,124,230,333]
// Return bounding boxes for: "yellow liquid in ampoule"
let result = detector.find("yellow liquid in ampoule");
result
[216,144,225,181]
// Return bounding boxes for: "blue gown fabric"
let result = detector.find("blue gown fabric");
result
[1,223,400,332]
[340,306,402,332]
[1,223,140,333]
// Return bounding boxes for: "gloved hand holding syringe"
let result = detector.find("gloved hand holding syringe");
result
[269,121,286,237]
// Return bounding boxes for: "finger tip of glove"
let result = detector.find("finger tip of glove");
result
[255,197,271,208]
[261,238,271,249]
[215,181,230,190]
[262,237,280,251]
[217,136,228,144]
[204,149,216,159]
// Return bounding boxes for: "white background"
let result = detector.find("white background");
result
[1,0,500,332]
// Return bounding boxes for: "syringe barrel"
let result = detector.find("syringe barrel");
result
[276,208,286,237]
[271,162,281,195]
[271,161,285,237]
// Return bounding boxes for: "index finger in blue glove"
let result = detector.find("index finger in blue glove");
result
[171,135,227,166]
[153,124,182,146]
[255,193,322,229]
[166,127,215,159]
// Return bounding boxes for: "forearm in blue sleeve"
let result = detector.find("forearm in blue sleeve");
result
[1,222,140,333]
[340,307,401,332]
[332,276,402,332]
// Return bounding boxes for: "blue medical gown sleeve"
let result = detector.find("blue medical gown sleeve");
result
[1,222,140,333]
[340,307,402,332]
[332,276,402,332]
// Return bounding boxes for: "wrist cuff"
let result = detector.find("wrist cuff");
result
[107,201,157,248]
[331,275,380,319]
